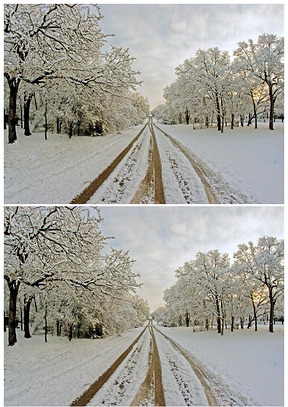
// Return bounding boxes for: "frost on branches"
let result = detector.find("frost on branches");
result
[4,207,149,346]
[152,34,283,131]
[154,236,283,334]
[4,4,148,143]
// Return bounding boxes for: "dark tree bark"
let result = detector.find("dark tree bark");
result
[24,296,33,338]
[69,122,73,138]
[5,277,20,346]
[231,113,234,130]
[44,104,48,140]
[56,118,62,134]
[215,296,221,333]
[24,93,33,136]
[231,316,234,332]
[269,289,275,333]
[185,310,190,327]
[5,74,20,144]
[44,305,48,343]
[68,324,73,340]
[56,320,62,336]
[185,108,189,125]
[216,95,221,131]
[269,86,275,131]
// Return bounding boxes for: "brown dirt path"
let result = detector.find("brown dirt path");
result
[70,326,147,406]
[154,325,218,406]
[153,123,219,204]
[130,119,166,204]
[131,320,166,406]
[70,123,148,204]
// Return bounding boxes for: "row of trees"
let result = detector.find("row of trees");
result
[153,236,284,334]
[4,4,150,143]
[152,34,284,132]
[4,206,150,346]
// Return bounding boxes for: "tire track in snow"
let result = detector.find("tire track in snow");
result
[70,123,148,204]
[130,118,166,204]
[70,326,147,406]
[153,122,249,204]
[154,325,217,406]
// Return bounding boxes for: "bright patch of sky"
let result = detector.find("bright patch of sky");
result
[98,3,284,109]
[98,206,284,312]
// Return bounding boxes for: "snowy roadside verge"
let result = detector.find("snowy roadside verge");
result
[4,125,144,204]
[155,121,284,204]
[156,324,284,406]
[4,327,143,406]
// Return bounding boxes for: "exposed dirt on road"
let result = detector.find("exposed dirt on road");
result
[70,327,147,406]
[130,120,166,204]
[70,123,148,204]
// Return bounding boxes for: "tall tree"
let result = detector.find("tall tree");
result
[234,34,284,130]
[234,236,284,332]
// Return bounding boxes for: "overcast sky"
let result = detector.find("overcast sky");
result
[98,206,284,312]
[98,3,284,109]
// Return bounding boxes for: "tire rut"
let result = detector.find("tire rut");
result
[130,118,166,204]
[70,326,147,406]
[153,122,249,204]
[70,123,148,204]
[154,325,218,406]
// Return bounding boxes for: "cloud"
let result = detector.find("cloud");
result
[98,4,284,109]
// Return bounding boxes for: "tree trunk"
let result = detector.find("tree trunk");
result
[269,86,274,130]
[250,294,258,332]
[24,93,33,136]
[5,278,20,346]
[44,305,48,342]
[6,76,20,144]
[57,118,62,134]
[69,122,73,138]
[269,289,275,333]
[185,310,190,327]
[216,95,221,131]
[240,115,244,127]
[68,324,73,340]
[215,296,221,333]
[231,316,234,332]
[240,317,244,329]
[24,296,32,338]
[44,104,48,140]
[231,113,234,130]
[56,320,62,336]
[185,108,189,125]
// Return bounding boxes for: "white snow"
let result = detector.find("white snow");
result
[4,327,143,406]
[4,324,284,406]
[155,121,284,204]
[156,323,284,406]
[4,121,284,204]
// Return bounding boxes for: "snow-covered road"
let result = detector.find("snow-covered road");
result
[4,323,284,406]
[4,119,283,204]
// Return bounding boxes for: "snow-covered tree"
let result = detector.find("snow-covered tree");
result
[4,206,143,345]
[234,236,284,333]
[233,33,284,130]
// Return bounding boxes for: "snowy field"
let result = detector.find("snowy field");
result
[4,327,144,406]
[156,324,284,406]
[4,121,284,204]
[4,324,284,406]
[156,121,284,204]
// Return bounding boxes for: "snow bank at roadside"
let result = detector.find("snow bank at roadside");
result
[156,324,284,406]
[4,327,143,406]
[4,126,143,204]
[156,121,284,204]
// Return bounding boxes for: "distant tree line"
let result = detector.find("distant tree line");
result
[152,34,284,132]
[4,4,150,144]
[4,206,150,346]
[152,236,284,334]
